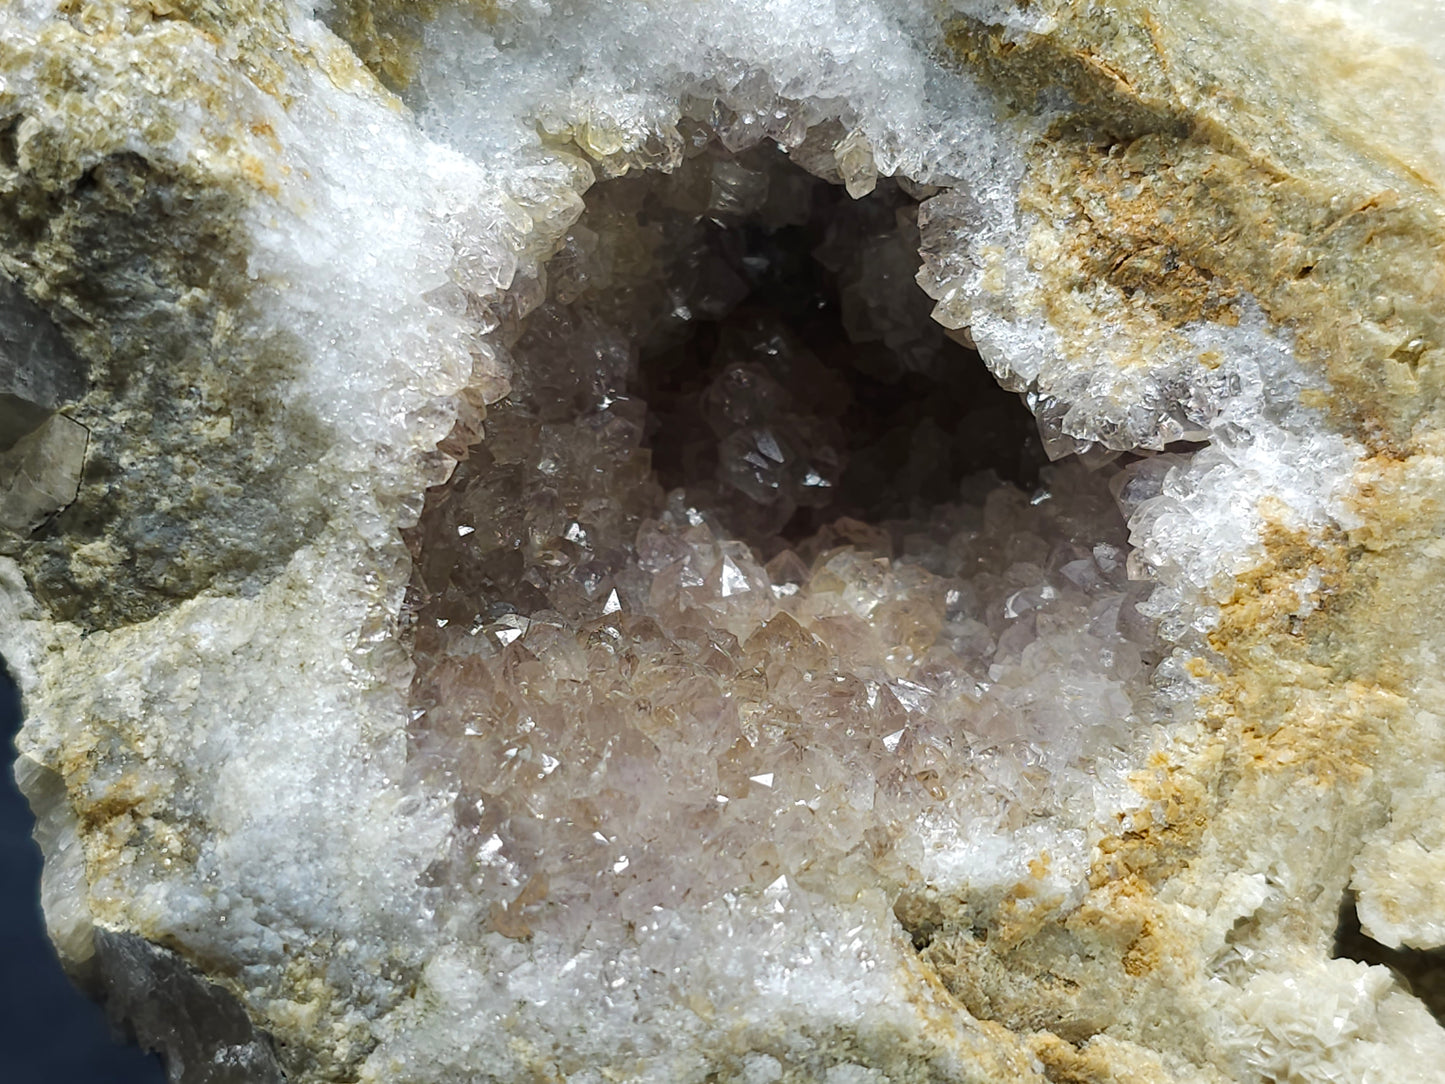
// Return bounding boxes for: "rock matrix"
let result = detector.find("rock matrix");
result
[3,1,1445,1081]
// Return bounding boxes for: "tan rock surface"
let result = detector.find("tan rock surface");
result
[2,1,1443,1081]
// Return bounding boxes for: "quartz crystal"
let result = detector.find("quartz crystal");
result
[3,0,1445,1081]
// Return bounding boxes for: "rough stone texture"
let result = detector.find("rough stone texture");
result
[0,412,87,533]
[1,0,1444,1082]
[0,268,89,528]
[0,268,87,451]
[87,928,289,1084]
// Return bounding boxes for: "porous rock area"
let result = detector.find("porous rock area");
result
[2,1,1445,1081]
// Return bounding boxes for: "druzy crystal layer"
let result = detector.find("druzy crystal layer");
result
[3,1,1445,1081]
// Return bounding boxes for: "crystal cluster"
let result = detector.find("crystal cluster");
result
[395,141,1164,1058]
[4,0,1445,1081]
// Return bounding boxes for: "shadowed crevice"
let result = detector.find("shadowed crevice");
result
[1334,890,1445,1026]
[85,930,288,1084]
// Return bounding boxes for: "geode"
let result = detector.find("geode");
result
[4,0,1445,1081]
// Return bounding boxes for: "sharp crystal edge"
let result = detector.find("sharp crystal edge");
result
[0,269,87,452]
[2,0,1445,1081]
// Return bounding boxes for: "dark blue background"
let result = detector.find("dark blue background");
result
[0,661,165,1082]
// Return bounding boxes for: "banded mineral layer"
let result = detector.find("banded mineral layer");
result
[3,0,1445,1081]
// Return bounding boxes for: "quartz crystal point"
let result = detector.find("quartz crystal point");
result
[3,1,1445,1081]
[0,271,86,452]
[0,271,89,531]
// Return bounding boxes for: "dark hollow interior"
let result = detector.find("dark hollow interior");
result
[626,158,1045,546]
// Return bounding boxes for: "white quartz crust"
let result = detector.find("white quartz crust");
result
[1,1,1443,1081]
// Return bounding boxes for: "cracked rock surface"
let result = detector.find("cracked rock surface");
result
[3,1,1445,1081]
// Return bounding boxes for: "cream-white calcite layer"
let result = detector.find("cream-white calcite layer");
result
[1,0,1443,1081]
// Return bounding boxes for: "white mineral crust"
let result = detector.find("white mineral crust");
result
[2,0,1444,1081]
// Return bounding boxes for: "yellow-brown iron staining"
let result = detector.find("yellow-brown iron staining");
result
[0,1,353,630]
[902,507,1415,1058]
[324,0,498,91]
[1028,1032,1179,1084]
[950,2,1445,454]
